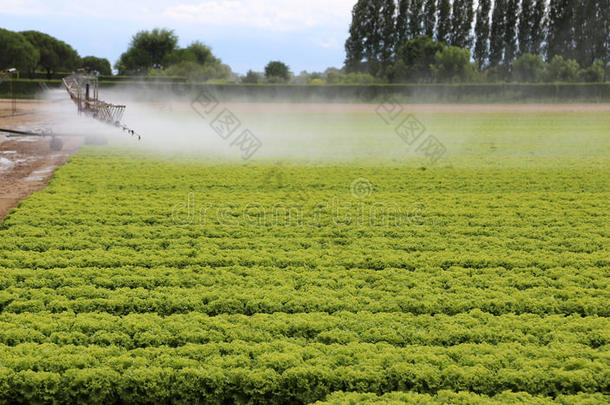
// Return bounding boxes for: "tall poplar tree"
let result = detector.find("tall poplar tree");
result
[530,0,547,55]
[408,0,426,38]
[489,0,507,66]
[594,0,609,63]
[423,0,437,37]
[345,0,386,75]
[518,0,534,55]
[546,0,575,60]
[463,0,475,48]
[396,0,410,46]
[474,0,492,67]
[573,0,590,65]
[504,0,519,65]
[378,0,397,74]
[363,0,382,74]
[345,0,367,72]
[450,0,465,46]
[437,0,452,44]
[573,0,608,66]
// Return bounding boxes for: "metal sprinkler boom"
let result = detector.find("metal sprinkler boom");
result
[62,70,142,140]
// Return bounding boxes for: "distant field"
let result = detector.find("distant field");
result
[0,107,608,403]
[130,104,610,164]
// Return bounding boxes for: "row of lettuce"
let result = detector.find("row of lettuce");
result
[0,264,607,316]
[0,311,606,348]
[0,341,608,402]
[316,391,608,404]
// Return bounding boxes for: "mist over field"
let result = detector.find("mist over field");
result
[37,85,610,167]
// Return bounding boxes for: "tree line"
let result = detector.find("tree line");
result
[0,28,112,77]
[2,5,608,86]
[0,25,297,84]
[0,27,232,82]
[114,28,232,82]
[344,0,609,82]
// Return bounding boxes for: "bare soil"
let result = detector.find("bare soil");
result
[0,104,81,222]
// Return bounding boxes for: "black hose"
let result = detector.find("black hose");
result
[0,128,49,137]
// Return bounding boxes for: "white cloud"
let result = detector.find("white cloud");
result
[1,0,176,19]
[0,0,51,15]
[2,0,356,32]
[318,38,339,49]
[163,0,355,31]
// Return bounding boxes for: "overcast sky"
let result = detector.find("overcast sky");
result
[1,0,357,75]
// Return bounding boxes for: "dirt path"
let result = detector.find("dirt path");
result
[0,108,81,222]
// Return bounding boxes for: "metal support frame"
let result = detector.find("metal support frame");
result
[62,72,126,125]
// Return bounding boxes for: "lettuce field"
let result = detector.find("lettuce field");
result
[0,108,609,404]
